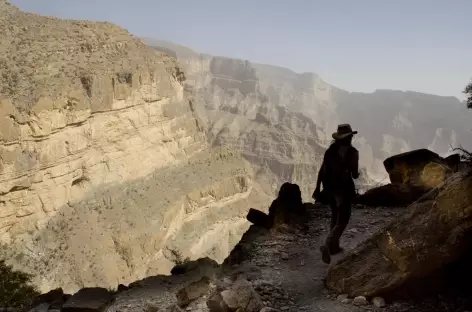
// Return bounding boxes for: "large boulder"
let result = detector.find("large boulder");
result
[246,208,271,229]
[355,183,425,207]
[326,168,472,298]
[246,182,308,230]
[383,149,458,190]
[267,182,307,229]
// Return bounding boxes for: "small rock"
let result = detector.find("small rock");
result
[32,288,66,307]
[341,298,352,304]
[207,292,230,312]
[353,296,368,306]
[220,277,263,312]
[62,287,112,312]
[220,290,238,310]
[337,294,348,302]
[28,303,50,312]
[144,304,159,312]
[166,304,184,312]
[176,276,211,308]
[281,252,289,260]
[260,308,281,312]
[347,228,359,233]
[372,297,386,308]
[280,306,290,311]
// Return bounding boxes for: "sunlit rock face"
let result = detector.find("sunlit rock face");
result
[0,1,271,293]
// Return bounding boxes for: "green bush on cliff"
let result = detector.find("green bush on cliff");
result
[0,260,39,309]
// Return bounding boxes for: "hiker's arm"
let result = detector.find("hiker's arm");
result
[315,161,324,190]
[312,162,324,199]
[351,150,360,179]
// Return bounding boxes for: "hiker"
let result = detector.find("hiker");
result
[312,124,360,264]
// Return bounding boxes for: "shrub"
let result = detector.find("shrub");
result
[454,146,472,164]
[0,260,39,310]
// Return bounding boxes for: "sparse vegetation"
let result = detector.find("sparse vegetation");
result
[454,146,472,163]
[0,260,39,310]
[172,66,186,84]
[169,249,190,265]
[465,80,472,109]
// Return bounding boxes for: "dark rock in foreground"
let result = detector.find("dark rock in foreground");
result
[246,182,309,231]
[357,149,464,207]
[61,288,112,312]
[326,168,472,298]
[383,149,460,190]
[356,183,425,207]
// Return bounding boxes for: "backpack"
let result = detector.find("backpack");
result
[322,144,354,193]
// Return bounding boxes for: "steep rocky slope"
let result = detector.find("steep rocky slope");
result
[143,38,472,186]
[0,1,271,293]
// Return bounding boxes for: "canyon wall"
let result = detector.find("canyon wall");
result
[143,38,472,187]
[186,55,327,198]
[0,1,271,293]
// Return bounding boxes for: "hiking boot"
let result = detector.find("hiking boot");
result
[330,246,344,255]
[320,245,331,264]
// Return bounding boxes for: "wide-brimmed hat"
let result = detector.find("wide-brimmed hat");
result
[332,124,358,140]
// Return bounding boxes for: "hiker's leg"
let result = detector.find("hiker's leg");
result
[321,197,339,263]
[325,196,339,243]
[329,197,352,253]
[325,195,341,249]
[330,203,339,231]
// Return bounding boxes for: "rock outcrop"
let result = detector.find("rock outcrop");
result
[383,149,459,190]
[357,149,463,207]
[0,1,271,293]
[247,182,308,231]
[326,167,472,298]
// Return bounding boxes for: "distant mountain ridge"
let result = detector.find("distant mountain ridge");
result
[141,38,471,188]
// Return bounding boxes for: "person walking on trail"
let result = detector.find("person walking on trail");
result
[312,124,360,264]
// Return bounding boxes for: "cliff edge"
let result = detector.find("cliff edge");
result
[0,1,270,293]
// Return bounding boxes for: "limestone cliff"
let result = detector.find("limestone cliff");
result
[0,1,270,293]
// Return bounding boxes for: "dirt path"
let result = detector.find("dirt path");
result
[228,205,405,312]
[228,204,468,312]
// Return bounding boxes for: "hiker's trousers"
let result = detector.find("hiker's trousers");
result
[325,194,352,250]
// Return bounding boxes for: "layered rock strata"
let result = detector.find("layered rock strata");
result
[0,1,270,293]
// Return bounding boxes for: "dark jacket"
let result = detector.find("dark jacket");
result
[315,143,359,199]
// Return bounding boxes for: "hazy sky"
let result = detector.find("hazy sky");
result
[10,0,472,99]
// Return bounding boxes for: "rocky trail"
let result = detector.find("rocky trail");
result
[232,204,470,312]
[72,202,466,312]
[247,205,400,311]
